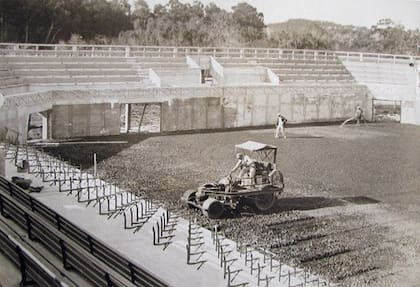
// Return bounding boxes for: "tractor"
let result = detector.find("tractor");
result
[181,141,284,219]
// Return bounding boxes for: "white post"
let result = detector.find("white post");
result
[93,153,97,178]
[41,114,48,140]
[125,46,130,58]
[124,104,130,133]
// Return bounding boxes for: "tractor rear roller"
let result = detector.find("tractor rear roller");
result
[202,198,225,219]
[252,193,275,211]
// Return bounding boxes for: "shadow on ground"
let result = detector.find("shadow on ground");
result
[285,135,324,139]
[232,196,380,217]
[40,133,153,169]
[273,196,379,212]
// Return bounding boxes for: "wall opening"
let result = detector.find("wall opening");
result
[120,103,161,133]
[373,99,401,122]
[27,112,48,141]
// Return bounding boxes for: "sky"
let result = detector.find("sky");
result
[133,0,420,30]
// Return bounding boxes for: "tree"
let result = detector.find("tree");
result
[231,2,265,44]
[0,0,133,43]
[132,0,150,30]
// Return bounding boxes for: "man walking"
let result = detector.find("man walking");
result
[341,105,367,127]
[275,113,287,139]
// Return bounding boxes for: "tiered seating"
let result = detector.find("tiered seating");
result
[0,56,149,89]
[132,57,188,69]
[0,66,28,95]
[132,57,201,87]
[216,55,355,83]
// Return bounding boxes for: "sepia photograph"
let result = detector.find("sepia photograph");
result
[0,0,419,286]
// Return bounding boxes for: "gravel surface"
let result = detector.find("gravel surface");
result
[43,123,420,286]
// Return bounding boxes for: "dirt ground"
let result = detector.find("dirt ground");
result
[43,123,420,287]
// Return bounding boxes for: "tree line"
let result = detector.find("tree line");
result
[0,0,418,55]
[266,18,420,55]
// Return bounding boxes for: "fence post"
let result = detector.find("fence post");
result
[0,195,4,217]
[59,239,71,269]
[25,213,35,240]
[16,246,34,286]
[125,46,130,58]
[371,98,374,122]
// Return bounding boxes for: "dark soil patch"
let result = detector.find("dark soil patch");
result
[43,123,420,286]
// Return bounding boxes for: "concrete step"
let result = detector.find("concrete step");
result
[0,56,131,63]
[132,57,186,63]
[23,75,142,84]
[279,74,354,81]
[15,70,138,76]
[29,82,146,88]
[0,83,29,95]
[138,63,188,69]
[218,58,341,65]
[220,62,345,70]
[8,63,134,69]
[273,70,352,76]
[0,76,23,86]
[0,71,12,78]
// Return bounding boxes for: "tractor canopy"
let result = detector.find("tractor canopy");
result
[235,141,277,163]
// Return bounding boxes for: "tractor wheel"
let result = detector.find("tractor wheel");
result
[202,198,225,219]
[253,193,275,211]
[181,189,197,207]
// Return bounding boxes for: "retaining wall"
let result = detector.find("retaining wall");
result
[155,68,201,87]
[161,85,372,131]
[222,67,269,85]
[51,103,121,139]
[0,84,372,141]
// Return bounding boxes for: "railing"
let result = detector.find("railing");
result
[0,182,135,287]
[0,176,168,287]
[1,42,419,63]
[0,222,69,287]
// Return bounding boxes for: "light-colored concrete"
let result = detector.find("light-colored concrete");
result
[0,84,372,142]
[154,68,201,87]
[50,103,121,139]
[0,248,21,287]
[343,61,418,124]
[161,85,373,132]
[223,66,269,85]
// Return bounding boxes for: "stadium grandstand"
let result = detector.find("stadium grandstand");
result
[1,43,418,144]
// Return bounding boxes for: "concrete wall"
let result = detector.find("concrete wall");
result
[0,84,372,142]
[155,68,201,87]
[161,85,372,132]
[223,67,269,85]
[51,103,120,139]
[342,61,418,124]
[0,97,53,143]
